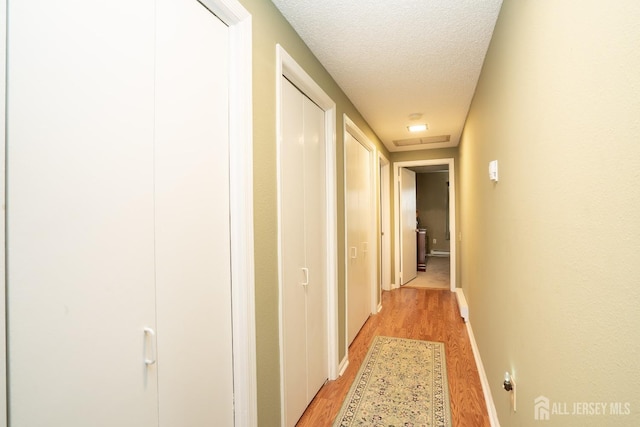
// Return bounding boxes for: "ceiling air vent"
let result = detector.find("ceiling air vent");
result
[393,135,451,147]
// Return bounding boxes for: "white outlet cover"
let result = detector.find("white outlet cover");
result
[489,160,499,181]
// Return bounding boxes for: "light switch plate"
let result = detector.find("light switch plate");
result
[489,160,499,182]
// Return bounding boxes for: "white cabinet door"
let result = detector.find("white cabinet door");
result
[7,1,235,426]
[280,78,328,427]
[6,1,159,426]
[401,168,418,284]
[281,78,309,427]
[302,94,328,399]
[346,133,373,345]
[154,0,234,425]
[346,132,360,344]
[358,135,373,321]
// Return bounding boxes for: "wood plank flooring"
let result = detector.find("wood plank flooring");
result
[296,287,490,427]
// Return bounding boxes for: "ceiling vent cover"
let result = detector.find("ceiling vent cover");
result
[393,135,451,147]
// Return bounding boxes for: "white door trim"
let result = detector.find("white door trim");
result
[275,45,339,425]
[393,159,457,292]
[201,1,257,425]
[0,1,7,425]
[343,115,378,351]
[2,1,256,425]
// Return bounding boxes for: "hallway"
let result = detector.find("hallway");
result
[297,288,489,426]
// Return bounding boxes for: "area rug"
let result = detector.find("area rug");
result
[333,336,451,427]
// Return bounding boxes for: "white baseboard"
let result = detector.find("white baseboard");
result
[430,250,450,257]
[337,354,349,377]
[465,321,500,427]
[455,288,469,322]
[377,303,382,313]
[390,282,399,290]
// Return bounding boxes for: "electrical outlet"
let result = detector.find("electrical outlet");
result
[433,238,437,244]
[504,371,517,412]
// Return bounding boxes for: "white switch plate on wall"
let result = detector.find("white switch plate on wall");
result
[489,160,499,182]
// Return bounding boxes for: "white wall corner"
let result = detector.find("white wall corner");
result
[455,288,469,322]
[465,322,500,427]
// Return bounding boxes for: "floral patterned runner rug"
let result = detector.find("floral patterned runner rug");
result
[333,336,452,427]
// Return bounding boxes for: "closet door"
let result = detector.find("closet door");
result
[302,94,327,398]
[358,136,373,320]
[154,0,234,425]
[281,78,309,427]
[346,133,373,345]
[280,78,328,427]
[346,133,361,344]
[6,1,158,426]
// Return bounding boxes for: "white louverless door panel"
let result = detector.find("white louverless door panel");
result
[281,79,310,427]
[345,133,359,344]
[302,95,327,399]
[358,137,372,319]
[346,133,372,345]
[281,79,328,427]
[154,1,233,426]
[401,168,418,284]
[6,1,159,426]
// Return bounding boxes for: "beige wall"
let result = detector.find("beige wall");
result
[459,0,640,425]
[238,0,389,424]
[416,172,450,253]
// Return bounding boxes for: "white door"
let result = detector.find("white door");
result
[7,1,234,425]
[154,0,234,425]
[303,88,329,399]
[379,159,391,291]
[346,132,373,345]
[6,1,159,425]
[281,78,308,427]
[401,168,418,285]
[280,78,328,427]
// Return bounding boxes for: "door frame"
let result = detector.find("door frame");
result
[342,115,377,351]
[393,158,457,292]
[379,153,391,294]
[1,0,257,425]
[199,2,256,424]
[275,44,339,424]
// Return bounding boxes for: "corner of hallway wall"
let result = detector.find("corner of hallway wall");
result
[459,0,640,425]
[237,0,388,425]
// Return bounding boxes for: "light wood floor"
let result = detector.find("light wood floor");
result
[296,287,490,427]
[405,255,451,289]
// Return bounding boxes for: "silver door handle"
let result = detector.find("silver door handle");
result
[301,267,309,287]
[144,327,156,366]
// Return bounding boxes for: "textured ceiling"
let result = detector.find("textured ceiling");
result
[270,0,503,152]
